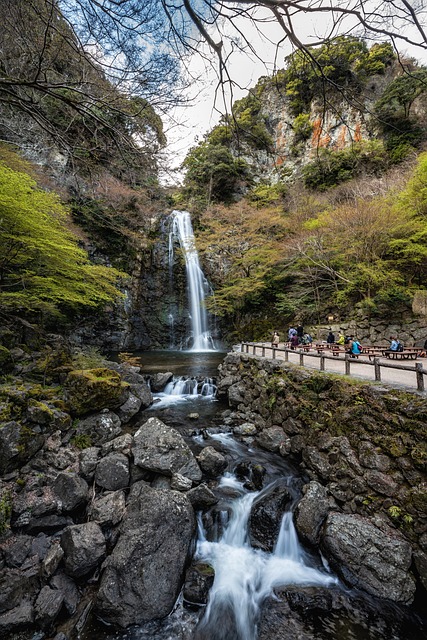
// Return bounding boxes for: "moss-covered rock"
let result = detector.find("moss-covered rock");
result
[65,368,129,416]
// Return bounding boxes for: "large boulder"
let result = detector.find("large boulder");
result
[197,447,227,478]
[115,393,143,423]
[95,482,196,627]
[74,410,122,446]
[61,522,106,578]
[132,417,202,483]
[88,490,126,527]
[149,372,173,392]
[0,421,44,473]
[320,513,416,604]
[94,453,130,491]
[294,482,335,547]
[53,472,88,512]
[65,368,129,416]
[249,485,293,552]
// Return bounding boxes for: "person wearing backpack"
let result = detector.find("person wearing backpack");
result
[349,337,361,357]
[386,336,403,354]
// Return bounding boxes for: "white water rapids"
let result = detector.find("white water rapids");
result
[194,474,338,640]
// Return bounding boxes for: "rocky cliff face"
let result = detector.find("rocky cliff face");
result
[228,59,426,185]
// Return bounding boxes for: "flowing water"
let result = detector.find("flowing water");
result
[80,351,427,640]
[169,210,216,351]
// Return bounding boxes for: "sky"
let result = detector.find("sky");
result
[159,5,427,185]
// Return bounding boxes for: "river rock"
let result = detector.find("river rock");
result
[74,410,122,445]
[320,512,416,603]
[128,382,153,409]
[0,421,44,473]
[94,452,130,490]
[0,568,38,613]
[249,485,293,551]
[233,422,257,436]
[34,585,64,629]
[61,522,106,578]
[187,484,219,510]
[197,446,227,478]
[101,433,133,456]
[50,572,80,615]
[65,368,129,416]
[171,473,193,491]
[294,481,335,546]
[79,447,100,481]
[53,472,88,512]
[183,562,215,607]
[235,461,266,490]
[115,392,143,423]
[256,426,287,453]
[149,372,173,392]
[41,540,64,578]
[132,417,202,483]
[95,482,196,627]
[0,600,34,635]
[3,535,32,567]
[88,490,126,527]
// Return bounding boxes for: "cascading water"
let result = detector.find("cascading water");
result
[169,210,216,351]
[194,473,337,640]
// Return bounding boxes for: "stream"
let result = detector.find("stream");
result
[80,351,426,640]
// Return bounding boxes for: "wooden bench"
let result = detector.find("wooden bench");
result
[382,349,421,360]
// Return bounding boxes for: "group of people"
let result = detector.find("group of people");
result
[271,327,427,356]
[271,326,313,349]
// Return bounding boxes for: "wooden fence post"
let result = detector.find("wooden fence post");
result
[320,354,325,371]
[253,344,256,355]
[345,354,350,375]
[374,357,381,381]
[416,362,425,392]
[284,349,288,362]
[272,347,276,360]
[262,344,265,357]
[299,350,304,366]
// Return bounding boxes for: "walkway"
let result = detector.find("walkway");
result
[238,343,427,394]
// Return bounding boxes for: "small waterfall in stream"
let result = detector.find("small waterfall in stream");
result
[169,210,216,351]
[194,475,337,640]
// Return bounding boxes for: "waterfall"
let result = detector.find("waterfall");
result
[195,479,337,640]
[169,210,216,351]
[150,375,217,408]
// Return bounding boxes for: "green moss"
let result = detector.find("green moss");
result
[0,491,12,536]
[70,434,92,449]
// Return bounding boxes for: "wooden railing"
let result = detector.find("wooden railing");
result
[238,342,426,393]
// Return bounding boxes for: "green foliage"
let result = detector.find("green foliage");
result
[247,183,287,207]
[0,160,125,317]
[302,141,388,190]
[182,143,249,207]
[72,347,107,370]
[293,113,313,142]
[281,37,395,116]
[70,434,93,449]
[374,69,427,156]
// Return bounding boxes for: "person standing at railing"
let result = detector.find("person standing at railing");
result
[271,331,280,348]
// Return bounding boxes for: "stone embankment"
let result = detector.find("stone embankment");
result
[217,352,427,606]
